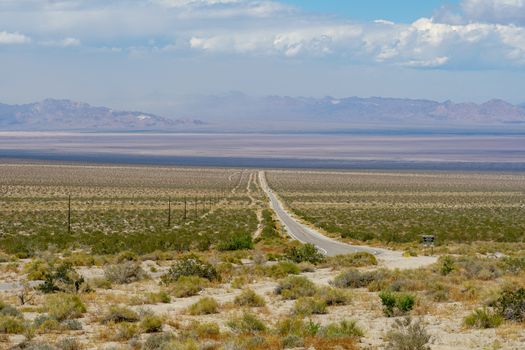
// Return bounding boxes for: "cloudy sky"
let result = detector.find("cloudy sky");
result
[0,0,524,114]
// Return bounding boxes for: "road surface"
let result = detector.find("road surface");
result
[259,171,439,269]
[258,171,392,257]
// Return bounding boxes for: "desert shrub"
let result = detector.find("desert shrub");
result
[318,320,364,339]
[285,243,325,264]
[187,297,219,315]
[191,321,221,339]
[0,315,25,334]
[36,317,62,333]
[168,276,208,298]
[116,250,139,262]
[45,293,86,321]
[24,259,50,281]
[292,297,327,316]
[494,288,525,322]
[281,335,304,348]
[61,319,82,331]
[145,291,171,304]
[439,256,455,276]
[275,276,317,300]
[464,308,503,329]
[113,322,138,341]
[161,255,218,284]
[426,283,450,302]
[104,262,147,284]
[56,337,81,350]
[102,306,139,324]
[379,291,416,317]
[143,332,175,350]
[331,269,383,289]
[316,286,351,306]
[265,261,300,278]
[89,277,112,289]
[234,289,266,307]
[217,233,253,251]
[64,252,96,267]
[500,257,525,275]
[227,312,267,334]
[141,314,163,333]
[38,262,85,294]
[274,317,320,338]
[385,317,431,350]
[231,275,249,289]
[327,252,378,268]
[0,301,22,318]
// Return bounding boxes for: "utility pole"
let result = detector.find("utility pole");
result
[183,197,187,221]
[68,194,71,234]
[167,196,171,228]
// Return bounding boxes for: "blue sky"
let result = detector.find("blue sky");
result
[281,0,459,22]
[0,0,524,114]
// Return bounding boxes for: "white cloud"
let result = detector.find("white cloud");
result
[461,0,525,24]
[40,37,81,47]
[0,31,30,44]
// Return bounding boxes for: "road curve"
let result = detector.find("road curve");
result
[259,171,389,257]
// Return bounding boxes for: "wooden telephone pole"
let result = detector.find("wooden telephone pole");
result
[167,196,171,228]
[67,195,71,234]
[183,197,187,221]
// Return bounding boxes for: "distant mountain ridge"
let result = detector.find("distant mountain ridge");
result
[0,99,203,131]
[1,96,524,132]
[169,93,525,128]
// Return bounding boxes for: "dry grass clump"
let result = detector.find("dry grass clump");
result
[275,275,317,300]
[227,312,268,334]
[234,289,266,307]
[104,262,147,284]
[167,276,208,298]
[385,317,431,350]
[316,286,352,306]
[45,293,86,321]
[325,252,378,268]
[264,261,300,278]
[464,308,503,329]
[292,297,327,316]
[101,305,139,324]
[187,297,219,315]
[331,269,385,289]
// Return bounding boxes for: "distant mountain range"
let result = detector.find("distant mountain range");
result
[1,96,524,132]
[167,93,525,129]
[0,99,203,131]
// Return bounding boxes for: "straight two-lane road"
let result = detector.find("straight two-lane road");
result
[259,171,388,257]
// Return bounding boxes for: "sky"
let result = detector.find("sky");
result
[0,0,524,115]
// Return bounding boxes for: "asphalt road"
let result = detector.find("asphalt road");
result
[259,171,387,257]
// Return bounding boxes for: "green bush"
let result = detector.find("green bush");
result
[275,276,317,300]
[292,297,327,316]
[318,319,364,339]
[145,291,171,304]
[140,314,163,333]
[464,308,503,329]
[316,286,351,306]
[234,289,266,307]
[440,256,455,276]
[494,288,525,322]
[187,297,219,315]
[161,255,218,284]
[56,337,81,350]
[379,291,415,317]
[104,262,147,284]
[386,317,431,350]
[217,234,253,251]
[45,293,86,321]
[38,262,85,294]
[331,269,383,289]
[168,276,208,298]
[0,301,22,318]
[265,261,300,278]
[285,243,325,264]
[0,315,25,334]
[102,306,139,324]
[227,312,267,334]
